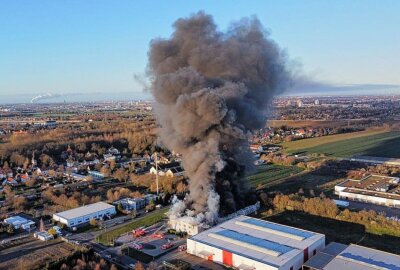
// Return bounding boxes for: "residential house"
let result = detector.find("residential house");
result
[149,162,184,177]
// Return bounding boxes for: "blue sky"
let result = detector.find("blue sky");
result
[0,1,399,102]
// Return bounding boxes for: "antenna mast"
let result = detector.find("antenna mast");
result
[155,153,159,195]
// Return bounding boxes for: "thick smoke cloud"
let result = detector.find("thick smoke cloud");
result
[148,12,290,224]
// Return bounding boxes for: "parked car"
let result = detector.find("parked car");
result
[178,244,187,252]
[161,242,174,250]
[130,242,143,250]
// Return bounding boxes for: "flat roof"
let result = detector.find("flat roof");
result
[342,188,400,200]
[190,215,324,267]
[236,218,314,240]
[337,174,400,200]
[4,215,29,224]
[210,229,294,257]
[338,175,398,190]
[53,202,115,220]
[304,242,348,269]
[323,244,400,270]
[352,156,400,165]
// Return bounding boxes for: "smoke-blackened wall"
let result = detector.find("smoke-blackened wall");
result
[148,12,290,224]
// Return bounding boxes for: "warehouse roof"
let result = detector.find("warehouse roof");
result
[303,242,348,269]
[190,215,324,268]
[53,202,115,220]
[306,243,400,270]
[4,215,29,225]
[325,244,400,270]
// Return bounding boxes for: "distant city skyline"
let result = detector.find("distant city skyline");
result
[1,0,399,103]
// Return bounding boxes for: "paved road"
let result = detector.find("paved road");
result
[65,208,168,269]
[91,242,137,270]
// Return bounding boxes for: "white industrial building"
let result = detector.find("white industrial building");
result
[113,197,146,211]
[335,174,400,208]
[53,202,116,228]
[304,242,400,270]
[350,155,400,167]
[4,215,36,231]
[34,231,54,241]
[169,216,206,236]
[187,216,325,270]
[170,202,261,236]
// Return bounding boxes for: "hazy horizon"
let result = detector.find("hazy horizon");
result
[1,83,400,105]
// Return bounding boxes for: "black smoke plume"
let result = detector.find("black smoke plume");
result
[148,12,290,224]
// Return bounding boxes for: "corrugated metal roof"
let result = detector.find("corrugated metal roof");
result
[190,215,325,267]
[53,202,115,220]
[322,242,348,256]
[303,242,348,269]
[324,244,400,270]
[338,252,400,270]
[236,218,314,240]
[304,252,335,269]
[210,229,293,257]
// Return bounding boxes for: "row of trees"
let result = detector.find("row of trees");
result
[260,153,296,166]
[272,194,400,237]
[0,118,157,168]
[106,187,142,202]
[41,188,102,213]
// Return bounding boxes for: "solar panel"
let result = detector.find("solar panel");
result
[212,229,293,256]
[239,218,314,240]
[340,252,400,270]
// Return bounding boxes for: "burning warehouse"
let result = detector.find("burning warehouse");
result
[168,201,260,236]
[148,11,290,226]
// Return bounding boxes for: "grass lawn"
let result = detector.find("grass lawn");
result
[282,130,400,158]
[265,211,400,255]
[282,129,386,152]
[265,172,342,195]
[96,208,168,246]
[247,164,303,189]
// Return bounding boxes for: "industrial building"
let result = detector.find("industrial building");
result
[53,202,116,228]
[4,215,36,231]
[88,170,105,180]
[169,216,206,236]
[113,197,146,211]
[34,231,54,241]
[350,155,400,167]
[304,242,400,270]
[187,216,325,270]
[169,202,260,236]
[335,174,400,207]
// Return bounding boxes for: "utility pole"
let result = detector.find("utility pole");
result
[155,152,159,196]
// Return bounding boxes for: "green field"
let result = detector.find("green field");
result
[247,164,303,189]
[96,208,168,246]
[283,130,400,158]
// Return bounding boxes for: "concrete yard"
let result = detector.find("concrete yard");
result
[125,233,185,260]
[159,248,226,270]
